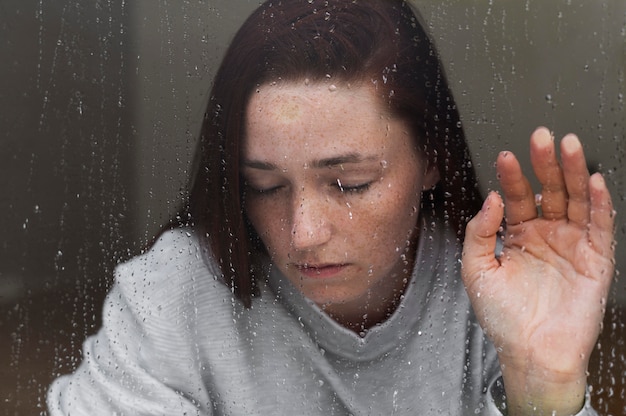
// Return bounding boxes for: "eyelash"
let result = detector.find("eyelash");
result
[334,180,371,194]
[244,180,372,196]
[245,184,283,195]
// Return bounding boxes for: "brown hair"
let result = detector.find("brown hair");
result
[183,0,482,307]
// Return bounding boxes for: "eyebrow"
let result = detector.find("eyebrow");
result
[242,153,379,170]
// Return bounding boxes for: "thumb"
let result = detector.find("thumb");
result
[462,191,504,288]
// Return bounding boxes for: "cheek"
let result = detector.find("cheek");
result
[351,189,420,250]
[373,184,422,242]
[245,199,288,251]
[386,199,420,241]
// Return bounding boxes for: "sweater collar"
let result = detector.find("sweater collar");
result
[265,214,462,361]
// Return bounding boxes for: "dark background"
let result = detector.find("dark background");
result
[1,0,624,414]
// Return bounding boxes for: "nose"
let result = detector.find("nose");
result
[290,191,332,251]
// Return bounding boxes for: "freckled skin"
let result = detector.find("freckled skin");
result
[242,81,439,330]
[462,127,616,414]
[276,101,302,122]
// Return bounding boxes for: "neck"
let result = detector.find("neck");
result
[322,286,407,335]
[322,241,418,335]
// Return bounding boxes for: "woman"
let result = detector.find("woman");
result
[48,0,615,415]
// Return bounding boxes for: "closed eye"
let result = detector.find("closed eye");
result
[335,179,371,194]
[244,182,284,195]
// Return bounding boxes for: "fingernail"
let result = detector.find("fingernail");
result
[534,128,553,147]
[561,134,581,153]
[482,192,493,211]
[590,172,605,187]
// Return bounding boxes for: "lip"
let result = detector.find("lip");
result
[295,263,348,279]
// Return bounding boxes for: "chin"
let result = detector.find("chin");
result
[305,289,363,308]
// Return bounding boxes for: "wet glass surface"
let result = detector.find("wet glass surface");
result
[1,1,624,414]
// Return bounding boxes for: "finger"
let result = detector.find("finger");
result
[560,134,590,227]
[529,127,568,220]
[588,173,616,259]
[496,150,536,225]
[462,191,503,287]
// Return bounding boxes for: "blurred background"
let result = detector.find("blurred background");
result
[1,0,624,414]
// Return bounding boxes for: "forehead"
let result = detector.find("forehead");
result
[247,80,382,122]
[243,81,400,160]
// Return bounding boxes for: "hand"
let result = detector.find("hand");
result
[461,127,615,415]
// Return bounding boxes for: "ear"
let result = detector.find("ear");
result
[421,161,440,191]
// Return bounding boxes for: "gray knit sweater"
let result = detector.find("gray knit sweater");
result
[47,218,596,415]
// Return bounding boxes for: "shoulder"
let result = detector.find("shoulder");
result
[118,227,214,278]
[110,228,231,321]
[117,227,218,284]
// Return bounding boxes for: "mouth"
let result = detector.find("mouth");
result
[294,263,348,279]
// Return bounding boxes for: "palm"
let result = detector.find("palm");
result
[472,217,611,372]
[462,128,615,383]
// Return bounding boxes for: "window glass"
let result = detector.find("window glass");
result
[1,1,624,414]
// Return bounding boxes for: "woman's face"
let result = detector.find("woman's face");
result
[242,81,439,325]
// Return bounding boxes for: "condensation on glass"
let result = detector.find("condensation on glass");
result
[0,0,624,414]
